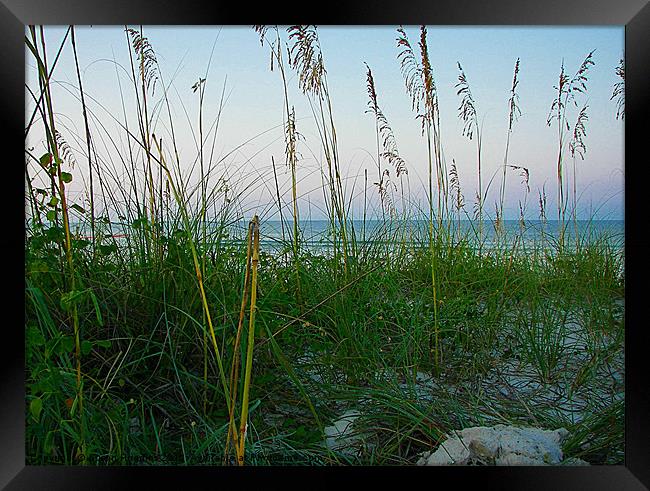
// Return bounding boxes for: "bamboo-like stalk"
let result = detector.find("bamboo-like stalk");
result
[224,220,254,463]
[237,215,260,465]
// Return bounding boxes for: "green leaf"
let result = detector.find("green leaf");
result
[295,425,306,439]
[72,239,90,250]
[61,172,73,183]
[70,203,86,214]
[30,397,43,421]
[39,153,51,167]
[26,326,46,347]
[81,340,93,356]
[46,210,57,222]
[60,290,86,312]
[98,263,116,273]
[55,336,75,355]
[45,226,64,243]
[88,290,104,326]
[249,398,261,414]
[60,419,80,444]
[131,217,149,230]
[98,244,117,256]
[95,340,111,349]
[49,160,59,175]
[28,261,50,274]
[44,430,56,455]
[48,196,59,207]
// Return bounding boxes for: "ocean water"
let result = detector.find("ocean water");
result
[70,218,625,256]
[215,219,624,254]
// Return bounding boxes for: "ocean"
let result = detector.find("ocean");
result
[69,218,624,256]
[176,219,624,255]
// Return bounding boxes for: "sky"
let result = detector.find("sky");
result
[25,25,625,221]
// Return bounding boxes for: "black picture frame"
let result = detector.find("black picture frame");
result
[3,1,648,489]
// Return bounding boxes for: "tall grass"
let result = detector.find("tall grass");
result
[546,51,595,247]
[396,25,445,375]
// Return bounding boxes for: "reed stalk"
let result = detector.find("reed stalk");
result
[125,26,159,262]
[396,25,442,374]
[456,62,482,247]
[547,51,594,248]
[611,58,625,121]
[224,220,253,463]
[287,25,351,277]
[237,215,260,465]
[498,58,521,232]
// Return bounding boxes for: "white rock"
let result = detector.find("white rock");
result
[418,425,570,466]
[423,437,471,465]
[416,451,432,465]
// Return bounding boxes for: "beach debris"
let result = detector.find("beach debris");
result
[416,424,579,465]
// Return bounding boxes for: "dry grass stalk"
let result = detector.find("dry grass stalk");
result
[611,59,624,120]
[396,25,442,374]
[569,104,589,246]
[547,50,595,243]
[365,63,407,217]
[449,159,465,239]
[508,165,530,193]
[286,25,350,276]
[224,220,254,463]
[237,215,260,465]
[125,26,160,258]
[499,58,521,231]
[456,62,483,242]
[70,26,97,252]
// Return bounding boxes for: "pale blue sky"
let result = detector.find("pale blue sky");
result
[26,25,624,220]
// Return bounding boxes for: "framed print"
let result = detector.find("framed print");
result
[4,0,649,489]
